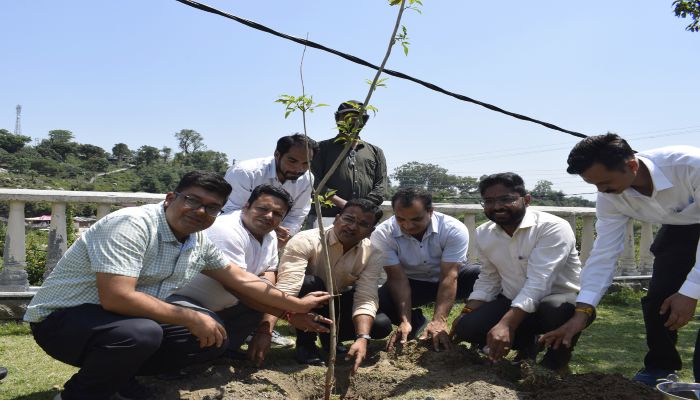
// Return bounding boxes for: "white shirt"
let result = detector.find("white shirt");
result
[469,209,581,313]
[371,211,469,283]
[175,211,278,311]
[579,145,700,306]
[222,156,313,235]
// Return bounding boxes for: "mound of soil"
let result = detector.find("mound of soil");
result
[145,341,663,400]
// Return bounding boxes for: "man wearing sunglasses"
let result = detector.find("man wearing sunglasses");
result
[450,173,583,374]
[25,171,330,400]
[275,199,392,373]
[373,188,481,353]
[308,100,388,227]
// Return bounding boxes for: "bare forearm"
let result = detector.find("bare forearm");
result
[433,278,457,321]
[388,279,412,323]
[102,290,197,327]
[353,314,374,336]
[499,307,529,330]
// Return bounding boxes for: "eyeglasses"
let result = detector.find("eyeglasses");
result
[338,214,373,230]
[479,195,521,208]
[175,192,224,217]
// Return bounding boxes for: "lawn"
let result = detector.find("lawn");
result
[0,290,697,400]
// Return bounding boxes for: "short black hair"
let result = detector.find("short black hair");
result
[478,172,527,196]
[175,171,232,201]
[275,133,319,158]
[391,187,433,211]
[246,184,294,216]
[341,198,383,225]
[567,133,635,174]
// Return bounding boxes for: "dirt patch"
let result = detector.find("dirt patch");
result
[144,341,663,400]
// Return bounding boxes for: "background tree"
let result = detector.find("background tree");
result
[160,146,172,163]
[674,0,700,32]
[112,143,131,162]
[134,145,161,166]
[0,129,32,153]
[174,129,205,155]
[76,144,107,160]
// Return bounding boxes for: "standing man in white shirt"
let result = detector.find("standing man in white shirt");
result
[540,134,700,385]
[451,173,583,373]
[222,133,319,247]
[175,184,331,358]
[372,188,481,352]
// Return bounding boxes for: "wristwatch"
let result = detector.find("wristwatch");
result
[355,334,371,341]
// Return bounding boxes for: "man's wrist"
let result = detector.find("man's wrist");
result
[355,334,371,341]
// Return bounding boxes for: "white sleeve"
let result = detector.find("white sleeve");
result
[576,195,629,306]
[222,166,254,214]
[281,175,313,235]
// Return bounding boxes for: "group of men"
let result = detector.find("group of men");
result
[23,97,700,400]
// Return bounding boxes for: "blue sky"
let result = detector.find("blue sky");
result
[2,1,699,199]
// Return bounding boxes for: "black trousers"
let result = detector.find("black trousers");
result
[169,294,263,352]
[30,302,228,400]
[641,224,700,377]
[377,265,481,326]
[296,275,393,347]
[453,294,587,369]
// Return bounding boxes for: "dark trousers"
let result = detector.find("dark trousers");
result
[453,294,587,369]
[377,265,481,326]
[641,224,700,377]
[169,294,263,352]
[30,302,228,400]
[296,275,393,347]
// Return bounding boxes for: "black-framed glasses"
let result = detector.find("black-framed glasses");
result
[479,195,521,208]
[338,214,373,230]
[175,192,224,217]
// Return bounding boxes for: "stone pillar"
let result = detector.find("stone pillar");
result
[463,213,478,265]
[0,201,28,291]
[96,204,112,220]
[580,216,595,264]
[638,222,655,275]
[44,202,68,278]
[618,219,638,276]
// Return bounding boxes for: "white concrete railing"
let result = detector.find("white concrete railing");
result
[0,189,655,291]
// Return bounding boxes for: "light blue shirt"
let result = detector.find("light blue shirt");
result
[25,203,229,322]
[371,211,469,283]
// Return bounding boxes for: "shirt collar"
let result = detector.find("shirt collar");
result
[625,155,673,197]
[391,212,439,238]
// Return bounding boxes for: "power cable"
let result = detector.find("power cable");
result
[173,0,589,139]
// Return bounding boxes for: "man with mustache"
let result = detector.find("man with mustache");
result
[25,171,330,400]
[373,188,481,352]
[451,173,583,373]
[274,199,392,372]
[175,184,332,360]
[222,133,319,248]
[541,134,700,385]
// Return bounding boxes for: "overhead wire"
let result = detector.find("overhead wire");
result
[173,0,589,139]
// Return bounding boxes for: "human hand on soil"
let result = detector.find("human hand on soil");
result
[386,321,412,352]
[539,311,588,350]
[295,291,331,312]
[247,332,272,367]
[486,322,514,362]
[661,292,698,330]
[289,312,332,334]
[346,338,368,374]
[420,319,454,352]
[185,310,227,348]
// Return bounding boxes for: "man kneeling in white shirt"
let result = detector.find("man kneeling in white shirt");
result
[451,173,587,373]
[175,184,330,359]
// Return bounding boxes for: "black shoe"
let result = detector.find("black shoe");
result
[295,344,326,366]
[112,378,153,400]
[222,348,248,361]
[0,367,7,381]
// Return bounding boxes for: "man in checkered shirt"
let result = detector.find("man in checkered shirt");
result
[25,171,330,400]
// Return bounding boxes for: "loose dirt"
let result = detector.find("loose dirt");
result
[145,341,663,399]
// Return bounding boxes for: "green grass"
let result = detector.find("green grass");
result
[1,293,698,399]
